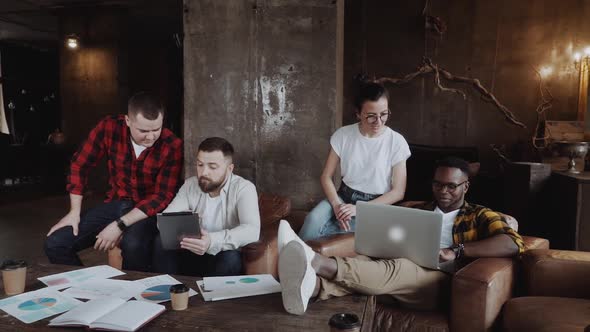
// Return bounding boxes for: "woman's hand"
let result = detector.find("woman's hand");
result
[335,204,356,231]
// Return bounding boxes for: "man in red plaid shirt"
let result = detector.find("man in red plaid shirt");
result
[44,92,183,271]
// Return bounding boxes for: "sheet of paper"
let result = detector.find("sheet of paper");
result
[202,274,280,291]
[0,288,82,324]
[133,275,196,304]
[60,279,141,300]
[196,280,281,302]
[38,265,125,290]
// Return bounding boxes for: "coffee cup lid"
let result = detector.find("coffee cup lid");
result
[169,284,189,293]
[329,313,360,329]
[0,260,27,271]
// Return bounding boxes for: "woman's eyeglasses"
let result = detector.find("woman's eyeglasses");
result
[364,110,391,124]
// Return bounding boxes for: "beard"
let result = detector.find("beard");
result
[198,176,225,193]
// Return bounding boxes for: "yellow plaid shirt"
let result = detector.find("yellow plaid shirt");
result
[416,201,525,254]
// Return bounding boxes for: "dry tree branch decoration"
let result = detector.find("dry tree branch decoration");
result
[375,57,527,129]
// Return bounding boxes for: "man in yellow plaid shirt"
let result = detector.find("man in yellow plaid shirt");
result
[277,157,524,315]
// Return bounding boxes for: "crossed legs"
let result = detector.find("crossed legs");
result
[277,220,450,315]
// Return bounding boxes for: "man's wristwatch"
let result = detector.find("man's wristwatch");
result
[451,243,465,259]
[115,218,128,232]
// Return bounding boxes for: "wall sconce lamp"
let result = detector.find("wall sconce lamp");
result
[572,46,590,70]
[65,34,79,49]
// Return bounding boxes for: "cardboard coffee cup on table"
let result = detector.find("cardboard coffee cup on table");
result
[169,284,189,310]
[1,260,27,295]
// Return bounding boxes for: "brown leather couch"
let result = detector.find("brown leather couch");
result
[308,233,548,332]
[108,192,293,272]
[244,200,550,332]
[502,249,590,332]
[242,202,549,331]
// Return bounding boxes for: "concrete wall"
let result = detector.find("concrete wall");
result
[59,8,128,145]
[344,0,590,169]
[183,0,337,208]
[59,2,184,146]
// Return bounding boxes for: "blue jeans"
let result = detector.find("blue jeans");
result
[152,235,243,277]
[298,183,380,241]
[44,200,159,272]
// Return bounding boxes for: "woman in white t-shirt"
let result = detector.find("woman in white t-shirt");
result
[299,81,411,240]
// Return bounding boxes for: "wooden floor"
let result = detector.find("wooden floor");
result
[0,193,107,266]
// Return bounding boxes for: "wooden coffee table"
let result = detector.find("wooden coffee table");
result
[0,263,375,331]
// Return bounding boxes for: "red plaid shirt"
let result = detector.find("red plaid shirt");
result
[67,115,183,216]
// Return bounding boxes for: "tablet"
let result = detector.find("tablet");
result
[156,212,201,250]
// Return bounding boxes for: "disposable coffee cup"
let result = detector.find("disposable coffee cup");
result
[1,260,27,295]
[329,313,361,332]
[169,284,189,311]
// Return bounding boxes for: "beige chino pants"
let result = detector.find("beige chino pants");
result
[317,255,450,310]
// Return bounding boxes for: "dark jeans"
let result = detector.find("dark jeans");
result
[337,182,381,204]
[44,200,158,272]
[152,236,243,277]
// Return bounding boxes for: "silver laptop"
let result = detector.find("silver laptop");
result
[355,201,447,270]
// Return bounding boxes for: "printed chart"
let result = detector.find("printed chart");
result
[38,265,124,290]
[134,275,197,304]
[0,289,81,324]
[141,285,173,302]
[18,298,57,311]
[203,274,276,291]
[197,274,281,301]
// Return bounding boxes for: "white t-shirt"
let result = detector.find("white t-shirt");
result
[131,140,147,159]
[200,194,224,232]
[435,206,460,248]
[330,123,411,195]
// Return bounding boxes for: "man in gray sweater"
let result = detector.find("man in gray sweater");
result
[153,137,260,276]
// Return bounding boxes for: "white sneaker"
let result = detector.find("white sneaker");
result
[279,240,316,315]
[277,220,316,262]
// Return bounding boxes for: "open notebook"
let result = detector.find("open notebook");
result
[48,297,164,331]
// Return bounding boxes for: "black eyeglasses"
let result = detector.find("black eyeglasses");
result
[364,110,391,124]
[432,180,468,192]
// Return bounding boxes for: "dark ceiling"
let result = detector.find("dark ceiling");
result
[0,0,181,46]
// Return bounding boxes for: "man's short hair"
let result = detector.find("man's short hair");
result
[198,137,234,159]
[354,81,390,111]
[128,92,165,120]
[435,157,470,177]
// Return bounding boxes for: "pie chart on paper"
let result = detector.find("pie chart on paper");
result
[18,298,57,311]
[141,285,172,301]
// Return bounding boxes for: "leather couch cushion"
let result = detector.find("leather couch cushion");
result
[242,222,280,277]
[522,249,590,299]
[258,193,291,227]
[503,296,590,332]
[240,193,291,277]
[373,300,448,332]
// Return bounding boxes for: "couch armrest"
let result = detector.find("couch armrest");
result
[522,236,549,250]
[242,223,279,278]
[307,233,356,257]
[522,249,590,299]
[450,257,517,332]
